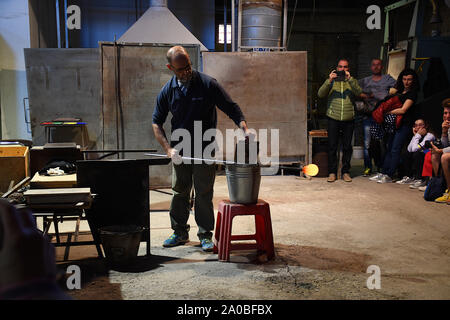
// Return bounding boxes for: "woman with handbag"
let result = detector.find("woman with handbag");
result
[371,68,420,183]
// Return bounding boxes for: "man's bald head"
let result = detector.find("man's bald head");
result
[166,46,193,84]
[167,46,190,64]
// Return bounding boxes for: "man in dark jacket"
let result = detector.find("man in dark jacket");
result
[152,46,250,251]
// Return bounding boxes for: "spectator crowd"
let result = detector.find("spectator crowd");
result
[319,58,450,205]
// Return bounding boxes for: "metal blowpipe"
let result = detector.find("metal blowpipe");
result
[145,153,319,175]
[144,153,260,166]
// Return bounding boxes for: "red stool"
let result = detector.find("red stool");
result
[213,199,275,262]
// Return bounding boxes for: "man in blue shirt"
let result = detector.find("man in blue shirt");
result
[152,46,250,252]
[358,58,396,177]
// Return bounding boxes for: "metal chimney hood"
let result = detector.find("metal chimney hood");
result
[118,0,208,51]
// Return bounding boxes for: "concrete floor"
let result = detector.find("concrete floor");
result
[51,166,450,300]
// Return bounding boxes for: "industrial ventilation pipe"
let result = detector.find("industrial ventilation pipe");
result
[150,0,167,7]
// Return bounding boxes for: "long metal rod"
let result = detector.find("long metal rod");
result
[81,149,157,153]
[55,0,61,48]
[224,0,227,52]
[283,0,288,48]
[384,0,416,12]
[408,0,419,38]
[2,177,31,199]
[145,153,251,166]
[381,10,390,59]
[64,0,69,48]
[231,0,235,51]
[238,0,242,51]
[287,0,298,49]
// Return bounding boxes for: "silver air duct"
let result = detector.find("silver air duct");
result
[118,0,208,51]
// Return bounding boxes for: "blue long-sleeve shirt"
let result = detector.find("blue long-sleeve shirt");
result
[152,70,246,150]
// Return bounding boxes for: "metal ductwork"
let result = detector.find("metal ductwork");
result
[241,0,283,47]
[150,0,168,6]
[118,0,208,51]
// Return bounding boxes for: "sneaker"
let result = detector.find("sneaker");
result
[327,173,336,183]
[434,189,450,203]
[200,238,214,252]
[369,173,383,181]
[377,174,392,183]
[163,233,189,247]
[418,185,427,192]
[409,180,427,189]
[342,173,352,182]
[396,176,415,184]
[363,168,372,176]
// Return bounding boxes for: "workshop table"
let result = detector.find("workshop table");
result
[28,196,103,261]
[76,158,171,257]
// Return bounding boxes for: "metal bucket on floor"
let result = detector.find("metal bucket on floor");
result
[99,225,144,266]
[225,164,261,204]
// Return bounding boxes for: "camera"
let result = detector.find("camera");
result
[333,70,346,81]
[424,139,443,149]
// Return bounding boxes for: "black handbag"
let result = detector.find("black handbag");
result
[424,167,447,201]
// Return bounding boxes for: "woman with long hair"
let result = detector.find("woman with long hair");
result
[375,68,421,183]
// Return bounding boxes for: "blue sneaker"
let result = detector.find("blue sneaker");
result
[163,233,189,247]
[200,238,214,252]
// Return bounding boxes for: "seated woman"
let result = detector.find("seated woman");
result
[374,68,421,183]
[396,119,435,188]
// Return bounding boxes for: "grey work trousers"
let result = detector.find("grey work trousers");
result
[169,163,216,240]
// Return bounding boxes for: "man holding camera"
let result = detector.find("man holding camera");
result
[318,59,362,182]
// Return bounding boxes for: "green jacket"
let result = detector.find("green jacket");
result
[317,77,362,121]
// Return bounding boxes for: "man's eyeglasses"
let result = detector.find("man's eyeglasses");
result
[337,65,349,69]
[171,64,191,73]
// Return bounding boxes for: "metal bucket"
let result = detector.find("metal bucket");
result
[99,225,144,266]
[225,164,261,204]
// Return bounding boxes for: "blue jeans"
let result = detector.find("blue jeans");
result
[381,125,411,178]
[363,117,384,171]
[363,117,374,170]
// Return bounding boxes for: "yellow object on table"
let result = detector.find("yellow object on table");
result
[0,145,29,193]
[30,172,77,189]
